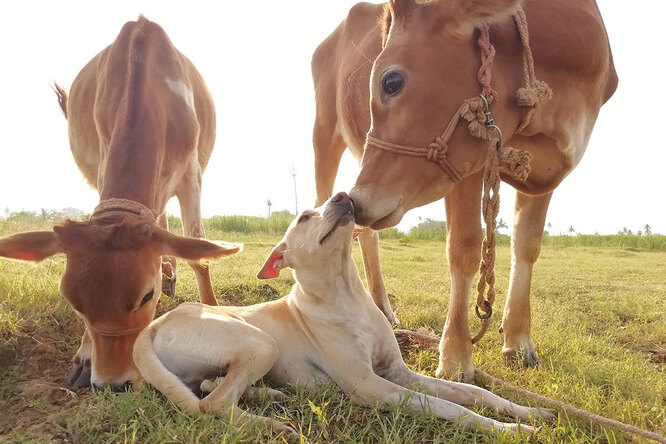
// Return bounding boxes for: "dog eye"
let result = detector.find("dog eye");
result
[140,290,154,307]
[297,214,310,224]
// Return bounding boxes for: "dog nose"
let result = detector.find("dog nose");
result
[331,192,349,203]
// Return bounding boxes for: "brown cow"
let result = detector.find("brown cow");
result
[0,16,240,390]
[312,0,617,382]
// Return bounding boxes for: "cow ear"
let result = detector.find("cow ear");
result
[0,230,64,262]
[151,226,242,261]
[446,0,521,39]
[257,242,287,280]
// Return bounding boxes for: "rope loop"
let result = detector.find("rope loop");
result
[475,300,493,320]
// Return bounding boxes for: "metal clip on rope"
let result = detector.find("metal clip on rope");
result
[479,94,503,149]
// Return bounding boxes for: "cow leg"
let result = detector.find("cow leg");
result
[176,163,217,306]
[436,170,483,383]
[66,327,93,387]
[158,211,178,297]
[357,228,395,324]
[501,191,552,366]
[313,120,346,207]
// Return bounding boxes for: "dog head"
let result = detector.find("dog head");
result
[257,192,356,280]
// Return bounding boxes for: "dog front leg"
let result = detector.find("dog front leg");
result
[384,364,554,422]
[332,364,535,435]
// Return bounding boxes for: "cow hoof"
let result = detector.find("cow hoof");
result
[161,262,177,297]
[503,345,539,367]
[436,353,475,383]
[67,356,92,387]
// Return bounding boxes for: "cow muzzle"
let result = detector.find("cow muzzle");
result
[349,186,404,229]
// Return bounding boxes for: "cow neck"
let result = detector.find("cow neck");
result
[98,134,160,213]
[366,7,551,345]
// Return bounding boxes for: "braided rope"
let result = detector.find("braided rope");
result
[91,198,157,221]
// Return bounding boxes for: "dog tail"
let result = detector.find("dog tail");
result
[133,326,201,414]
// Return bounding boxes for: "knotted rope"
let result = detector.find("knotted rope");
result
[513,7,553,132]
[91,198,157,221]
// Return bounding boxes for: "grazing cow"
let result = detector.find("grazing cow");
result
[312,0,617,381]
[0,16,240,390]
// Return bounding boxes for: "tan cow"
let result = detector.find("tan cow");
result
[0,16,240,390]
[312,0,617,382]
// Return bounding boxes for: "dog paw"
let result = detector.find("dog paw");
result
[200,377,223,393]
[266,388,290,403]
[274,423,299,442]
[501,422,536,436]
[66,356,92,388]
[531,407,557,421]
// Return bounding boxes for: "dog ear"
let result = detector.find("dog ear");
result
[257,242,287,279]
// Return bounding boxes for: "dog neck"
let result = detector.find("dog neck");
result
[290,244,368,307]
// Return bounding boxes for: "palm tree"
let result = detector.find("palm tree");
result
[266,199,272,218]
[643,224,652,236]
[496,218,508,233]
[568,225,576,235]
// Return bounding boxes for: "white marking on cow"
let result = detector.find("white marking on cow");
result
[166,78,195,111]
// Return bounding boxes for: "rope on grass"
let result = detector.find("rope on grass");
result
[393,329,666,443]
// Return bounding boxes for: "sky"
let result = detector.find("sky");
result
[0,1,663,235]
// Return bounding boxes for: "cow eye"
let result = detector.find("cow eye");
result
[381,70,405,96]
[140,290,154,307]
[297,214,310,224]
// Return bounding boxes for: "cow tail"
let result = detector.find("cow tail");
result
[52,82,68,119]
[133,327,201,414]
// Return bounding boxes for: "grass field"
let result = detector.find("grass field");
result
[0,218,664,443]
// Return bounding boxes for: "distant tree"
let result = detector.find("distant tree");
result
[266,199,272,218]
[568,225,576,235]
[643,224,652,235]
[272,209,294,218]
[59,207,86,220]
[618,227,632,235]
[637,230,643,236]
[496,218,508,233]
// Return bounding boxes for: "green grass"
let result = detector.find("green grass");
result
[0,219,664,443]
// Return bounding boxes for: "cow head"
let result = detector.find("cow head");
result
[350,0,521,229]
[0,216,241,389]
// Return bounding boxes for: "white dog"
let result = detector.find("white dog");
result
[133,192,552,437]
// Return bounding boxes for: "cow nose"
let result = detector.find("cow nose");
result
[331,191,348,203]
[92,381,132,393]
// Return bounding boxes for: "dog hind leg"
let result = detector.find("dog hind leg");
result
[200,377,289,403]
[199,335,296,437]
